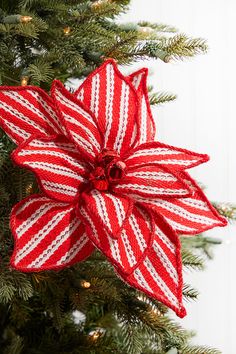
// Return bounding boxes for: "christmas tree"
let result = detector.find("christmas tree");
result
[0,1,234,353]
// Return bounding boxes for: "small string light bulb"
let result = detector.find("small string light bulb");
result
[21,76,29,86]
[150,308,161,315]
[89,329,104,341]
[20,15,33,23]
[92,331,100,340]
[26,183,33,194]
[63,26,71,36]
[91,0,112,9]
[138,26,154,35]
[80,280,91,289]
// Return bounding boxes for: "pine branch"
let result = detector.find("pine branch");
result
[182,284,199,302]
[160,34,208,60]
[149,91,177,105]
[213,202,236,222]
[181,346,221,354]
[181,249,205,271]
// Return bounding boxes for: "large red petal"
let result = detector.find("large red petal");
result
[133,171,227,235]
[51,80,102,163]
[10,194,94,272]
[125,141,209,170]
[80,190,133,238]
[12,135,89,203]
[74,59,139,155]
[0,86,62,144]
[128,68,156,144]
[116,212,186,318]
[113,164,192,199]
[79,204,154,275]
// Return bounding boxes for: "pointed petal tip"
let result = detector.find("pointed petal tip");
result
[218,215,228,227]
[177,305,187,318]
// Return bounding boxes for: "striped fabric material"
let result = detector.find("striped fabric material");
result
[128,68,156,144]
[0,59,227,318]
[10,195,95,271]
[74,60,138,156]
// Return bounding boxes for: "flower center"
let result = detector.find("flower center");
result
[89,150,126,191]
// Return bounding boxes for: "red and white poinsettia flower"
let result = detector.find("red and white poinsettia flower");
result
[0,59,226,318]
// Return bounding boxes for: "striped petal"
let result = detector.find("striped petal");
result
[113,165,192,199]
[74,59,139,155]
[116,213,186,318]
[51,80,102,162]
[10,194,94,271]
[0,86,62,144]
[133,171,227,235]
[128,68,156,144]
[81,190,133,238]
[125,141,209,170]
[79,204,154,275]
[12,135,89,203]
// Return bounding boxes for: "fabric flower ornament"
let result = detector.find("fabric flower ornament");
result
[0,59,226,318]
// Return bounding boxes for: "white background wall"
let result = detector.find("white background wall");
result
[122,1,236,353]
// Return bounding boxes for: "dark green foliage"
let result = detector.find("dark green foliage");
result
[0,0,208,87]
[0,1,231,353]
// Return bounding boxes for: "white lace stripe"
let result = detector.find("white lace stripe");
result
[80,207,100,243]
[181,198,210,211]
[27,90,63,133]
[131,73,142,89]
[91,73,100,118]
[2,119,30,142]
[127,149,182,158]
[129,213,147,252]
[77,88,84,102]
[91,190,112,232]
[156,159,199,166]
[153,199,217,226]
[155,225,176,254]
[165,217,196,233]
[71,131,96,158]
[15,208,72,264]
[0,100,47,134]
[28,218,81,268]
[120,230,136,267]
[29,140,79,154]
[104,63,115,147]
[16,203,57,238]
[5,91,60,134]
[140,95,147,144]
[41,180,78,197]
[23,161,84,181]
[127,171,177,182]
[57,233,88,265]
[144,257,179,307]
[117,184,188,195]
[153,240,178,285]
[133,268,153,293]
[19,149,86,172]
[105,194,125,227]
[114,81,129,153]
[64,113,100,151]
[16,196,50,216]
[56,89,96,128]
[107,234,123,267]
